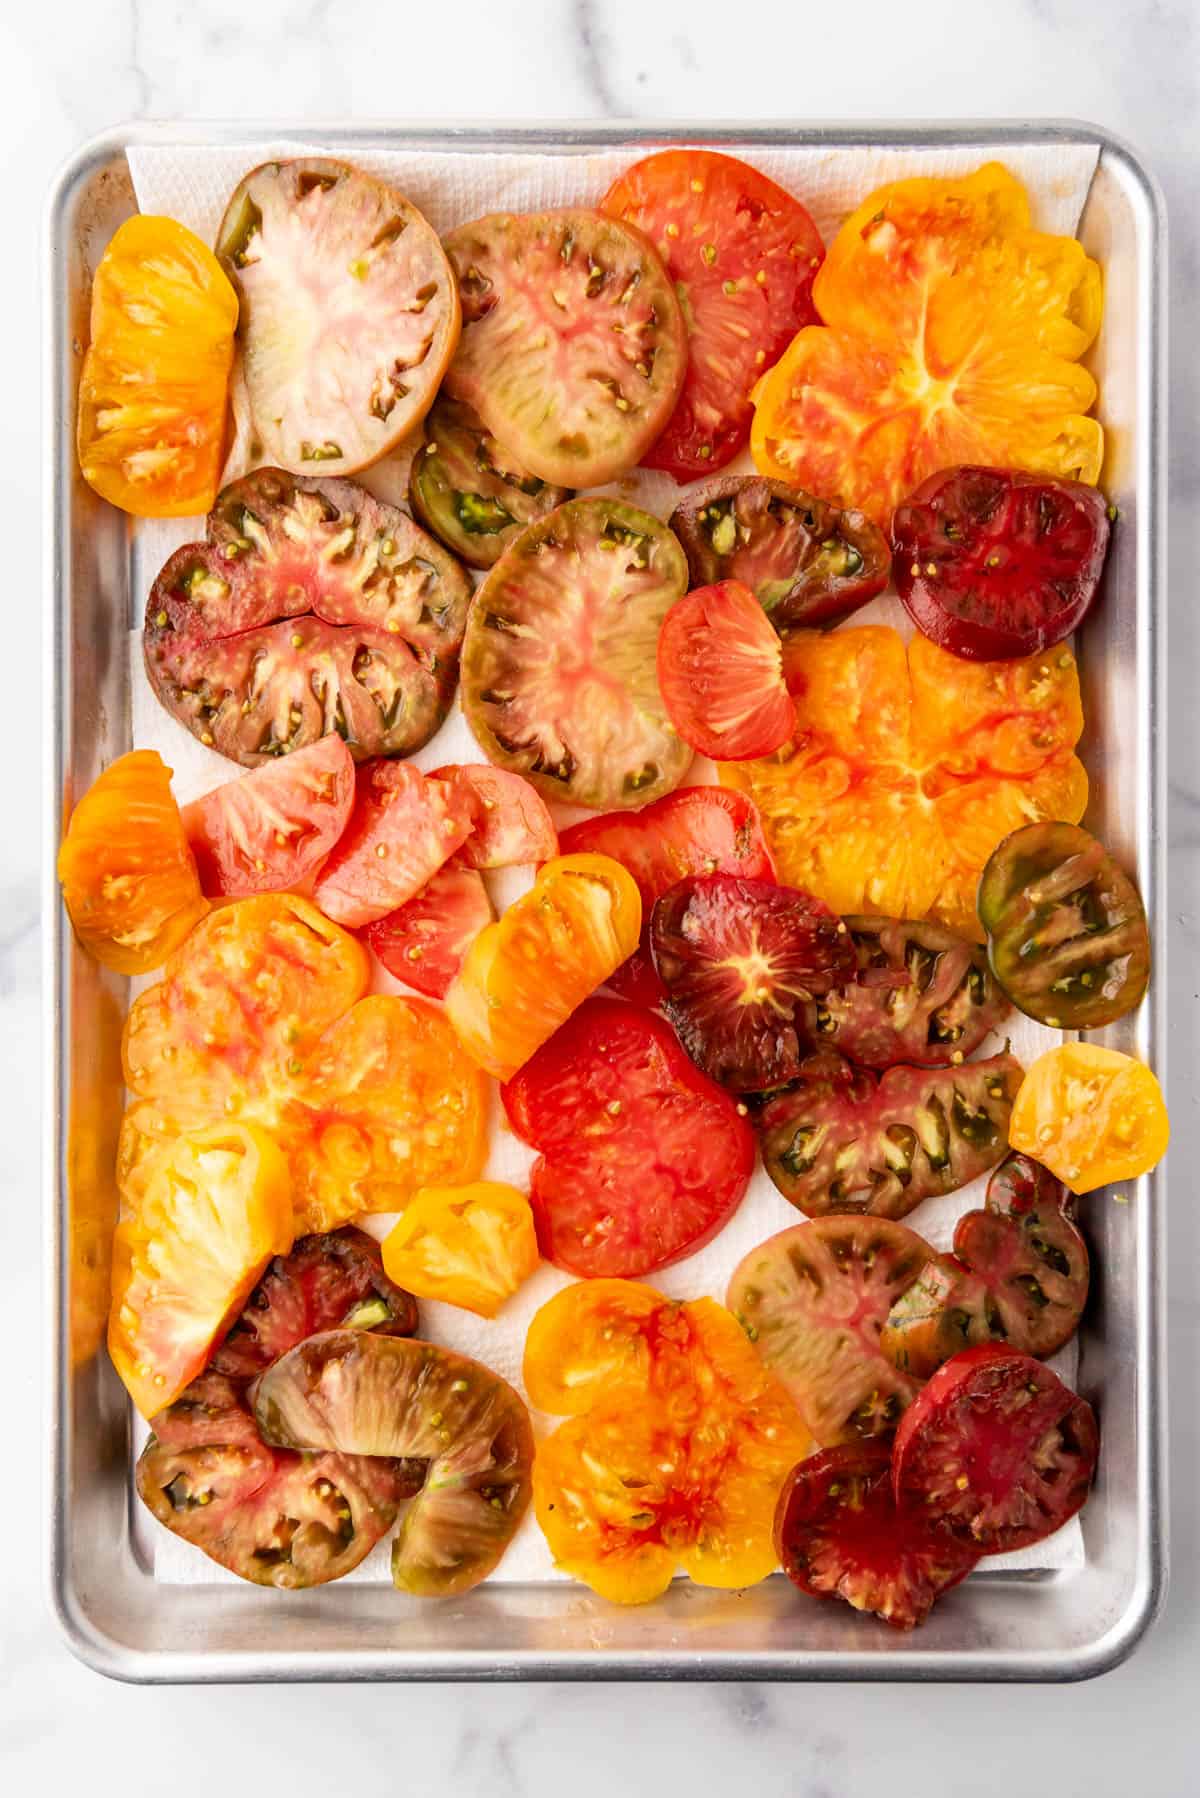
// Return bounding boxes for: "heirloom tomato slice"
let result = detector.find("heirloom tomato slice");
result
[881,1153,1088,1378]
[58,749,209,974]
[109,1121,294,1419]
[522,1278,668,1415]
[892,1344,1098,1553]
[461,496,692,811]
[364,862,494,998]
[558,786,776,1005]
[601,150,824,479]
[409,396,573,569]
[311,760,474,928]
[445,854,641,1081]
[670,476,889,632]
[381,1182,539,1318]
[649,874,854,1092]
[254,1329,534,1596]
[722,625,1087,939]
[775,1443,981,1631]
[978,821,1150,1030]
[657,580,797,761]
[1008,1042,1168,1194]
[727,1215,931,1446]
[182,736,355,897]
[431,764,558,869]
[751,163,1104,526]
[756,1049,1022,1220]
[442,209,687,487]
[216,158,459,477]
[502,998,754,1278]
[77,215,237,517]
[893,466,1112,660]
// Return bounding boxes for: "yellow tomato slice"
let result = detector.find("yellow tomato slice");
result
[523,1278,670,1414]
[444,853,642,1080]
[1008,1043,1169,1194]
[77,215,238,517]
[108,1122,293,1419]
[381,1181,539,1317]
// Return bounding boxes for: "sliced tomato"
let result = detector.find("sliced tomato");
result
[381,1182,539,1318]
[363,861,493,998]
[503,997,754,1278]
[1008,1042,1169,1194]
[601,150,824,479]
[892,1345,1099,1553]
[522,1278,669,1415]
[657,579,796,760]
[311,760,474,929]
[409,395,573,569]
[650,874,855,1092]
[431,764,558,869]
[893,466,1112,660]
[443,209,687,487]
[108,1122,294,1419]
[460,496,692,810]
[559,786,776,1004]
[216,158,459,477]
[182,736,355,897]
[775,1443,981,1630]
[727,1215,930,1446]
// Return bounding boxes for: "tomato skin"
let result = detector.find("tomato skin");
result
[182,736,355,897]
[58,749,210,974]
[311,760,474,929]
[77,215,237,517]
[431,764,558,869]
[363,861,494,999]
[559,786,776,1005]
[657,580,796,761]
[503,998,754,1278]
[381,1182,539,1318]
[892,1345,1099,1554]
[601,151,824,480]
[893,466,1111,660]
[1008,1042,1169,1194]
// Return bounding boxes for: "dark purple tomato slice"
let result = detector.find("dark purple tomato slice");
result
[977,820,1150,1029]
[892,1344,1099,1554]
[775,1442,981,1630]
[215,158,459,478]
[670,476,890,630]
[650,874,854,1092]
[802,914,1010,1070]
[727,1215,930,1446]
[409,396,572,569]
[460,497,692,810]
[892,465,1111,660]
[879,1153,1090,1379]
[443,209,688,488]
[756,1049,1022,1219]
[253,1328,534,1596]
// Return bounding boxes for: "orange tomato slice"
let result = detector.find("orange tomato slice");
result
[58,750,210,975]
[444,853,642,1080]
[523,1277,674,1414]
[77,215,238,517]
[381,1182,539,1317]
[108,1121,293,1419]
[1008,1043,1168,1194]
[751,163,1103,526]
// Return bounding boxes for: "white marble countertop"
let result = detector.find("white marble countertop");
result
[6,0,1198,1790]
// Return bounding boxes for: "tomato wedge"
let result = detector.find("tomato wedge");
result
[381,1182,539,1318]
[182,736,355,897]
[657,579,796,760]
[311,760,474,929]
[431,764,558,869]
[363,861,494,999]
[601,150,824,479]
[1008,1042,1169,1193]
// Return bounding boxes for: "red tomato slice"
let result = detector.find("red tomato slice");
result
[363,862,494,999]
[602,150,824,480]
[657,579,797,761]
[182,736,355,897]
[558,786,776,1004]
[431,764,558,869]
[311,761,473,929]
[502,997,754,1278]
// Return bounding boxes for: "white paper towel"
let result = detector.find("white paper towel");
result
[126,135,1099,1590]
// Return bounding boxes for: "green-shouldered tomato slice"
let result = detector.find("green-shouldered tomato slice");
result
[409,396,572,568]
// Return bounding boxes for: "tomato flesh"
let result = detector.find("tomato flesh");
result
[431,764,558,869]
[363,861,493,999]
[182,735,355,897]
[1008,1042,1169,1194]
[657,580,796,760]
[503,997,754,1278]
[409,396,572,569]
[893,466,1112,660]
[601,150,824,480]
[381,1182,539,1318]
[311,760,474,929]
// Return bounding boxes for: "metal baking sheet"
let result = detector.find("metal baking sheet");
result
[44,120,1167,1683]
